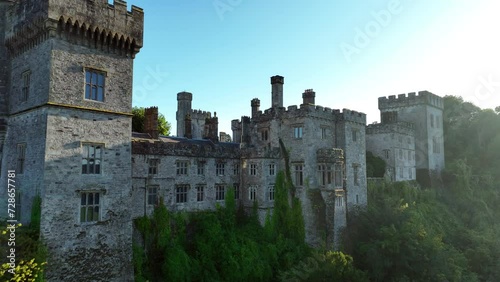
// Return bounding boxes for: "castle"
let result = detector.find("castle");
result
[0,1,444,281]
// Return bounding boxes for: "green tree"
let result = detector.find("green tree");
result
[366,151,386,178]
[132,106,171,136]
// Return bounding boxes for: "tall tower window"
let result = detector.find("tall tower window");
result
[17,143,26,174]
[293,127,303,139]
[293,163,304,186]
[147,186,158,205]
[80,192,100,223]
[249,186,257,201]
[82,143,102,174]
[21,70,31,102]
[85,69,105,102]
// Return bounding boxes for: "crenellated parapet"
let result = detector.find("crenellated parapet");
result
[251,104,366,124]
[5,0,144,57]
[379,91,444,110]
[366,121,415,136]
[240,147,281,159]
[190,109,211,120]
[334,109,366,125]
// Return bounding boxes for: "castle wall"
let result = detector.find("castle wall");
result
[8,40,52,114]
[41,108,133,281]
[131,138,240,217]
[379,92,445,173]
[366,123,416,181]
[49,38,133,113]
[335,111,367,207]
[0,109,48,223]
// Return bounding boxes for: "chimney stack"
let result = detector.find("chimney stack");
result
[203,112,219,142]
[144,107,159,139]
[302,89,315,105]
[251,98,260,118]
[271,75,284,108]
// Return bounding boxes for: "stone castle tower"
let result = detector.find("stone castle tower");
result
[378,91,445,180]
[0,0,143,281]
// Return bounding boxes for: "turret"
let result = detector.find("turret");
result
[144,106,159,139]
[176,91,192,137]
[271,75,284,108]
[251,98,260,118]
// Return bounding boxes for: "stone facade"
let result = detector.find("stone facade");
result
[366,122,416,181]
[0,0,446,280]
[378,91,445,180]
[0,0,143,281]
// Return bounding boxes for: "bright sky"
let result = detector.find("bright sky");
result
[127,0,500,137]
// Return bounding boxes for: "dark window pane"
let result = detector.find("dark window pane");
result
[91,72,97,84]
[92,87,97,100]
[87,207,93,222]
[95,193,99,205]
[81,194,86,205]
[85,85,91,99]
[80,207,86,222]
[94,206,99,221]
[86,71,91,83]
[97,87,103,101]
[88,193,93,205]
[98,73,104,86]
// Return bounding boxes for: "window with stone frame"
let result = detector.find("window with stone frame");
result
[21,70,30,102]
[233,183,240,200]
[268,185,275,201]
[80,192,100,223]
[215,184,225,201]
[17,143,26,174]
[250,163,257,176]
[147,185,158,205]
[216,162,225,176]
[399,167,404,178]
[353,164,360,186]
[269,163,275,176]
[317,164,333,186]
[176,184,189,203]
[148,159,159,175]
[321,127,327,139]
[85,68,105,102]
[197,161,205,175]
[82,143,102,174]
[293,126,303,139]
[261,129,269,141]
[196,184,205,202]
[249,186,257,201]
[383,149,390,159]
[334,163,343,188]
[233,163,240,175]
[335,195,344,207]
[176,161,189,175]
[352,129,358,142]
[293,163,304,186]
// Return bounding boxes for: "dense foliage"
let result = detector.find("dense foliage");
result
[133,173,312,282]
[366,151,386,178]
[132,106,171,136]
[0,195,47,281]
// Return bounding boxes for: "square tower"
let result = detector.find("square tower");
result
[0,0,143,280]
[378,91,445,180]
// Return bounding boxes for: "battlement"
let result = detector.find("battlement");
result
[379,91,444,110]
[334,109,367,124]
[366,121,415,136]
[250,104,366,125]
[189,109,211,120]
[177,91,193,101]
[5,0,144,57]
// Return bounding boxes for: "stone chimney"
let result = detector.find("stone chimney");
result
[251,98,260,118]
[144,107,159,139]
[271,75,284,108]
[184,114,192,139]
[302,89,315,105]
[203,112,219,142]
